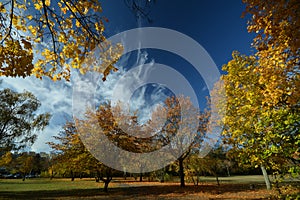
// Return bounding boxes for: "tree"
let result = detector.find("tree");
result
[243,0,300,186]
[48,121,114,192]
[148,96,210,187]
[15,152,35,181]
[49,122,93,181]
[0,0,123,81]
[77,102,157,184]
[186,146,227,186]
[76,96,210,188]
[213,52,299,190]
[209,0,300,190]
[0,86,51,152]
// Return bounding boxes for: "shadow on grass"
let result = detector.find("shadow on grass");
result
[0,183,268,199]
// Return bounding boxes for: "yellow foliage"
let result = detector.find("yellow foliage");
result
[242,0,300,108]
[34,2,43,10]
[0,0,123,81]
[45,0,51,7]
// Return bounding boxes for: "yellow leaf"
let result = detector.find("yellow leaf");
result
[75,20,80,28]
[61,7,67,14]
[45,0,51,6]
[27,15,33,20]
[34,2,43,10]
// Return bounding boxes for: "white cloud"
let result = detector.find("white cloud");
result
[1,47,172,152]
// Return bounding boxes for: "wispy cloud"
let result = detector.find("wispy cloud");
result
[1,47,172,152]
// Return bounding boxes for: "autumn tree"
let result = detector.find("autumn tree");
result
[0,86,51,153]
[244,0,299,183]
[147,96,210,187]
[0,0,123,81]
[15,152,35,181]
[211,0,300,191]
[49,122,93,181]
[75,95,210,188]
[48,121,115,192]
[213,52,299,190]
[78,102,163,173]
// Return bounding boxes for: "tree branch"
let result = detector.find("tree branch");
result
[0,0,14,44]
[41,0,57,57]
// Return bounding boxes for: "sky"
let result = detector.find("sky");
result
[1,0,255,153]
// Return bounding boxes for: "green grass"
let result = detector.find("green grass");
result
[189,175,267,183]
[0,178,99,192]
[0,178,103,199]
[0,176,299,200]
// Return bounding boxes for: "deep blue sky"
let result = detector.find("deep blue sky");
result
[101,0,255,68]
[100,0,256,109]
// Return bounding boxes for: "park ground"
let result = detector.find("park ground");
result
[0,175,299,199]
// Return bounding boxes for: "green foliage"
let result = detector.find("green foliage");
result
[215,52,299,177]
[48,122,102,178]
[0,86,50,151]
[213,0,300,181]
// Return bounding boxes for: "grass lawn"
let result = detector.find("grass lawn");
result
[0,176,299,199]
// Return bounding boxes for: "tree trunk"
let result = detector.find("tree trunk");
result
[178,157,185,187]
[139,164,143,182]
[70,170,75,181]
[139,173,143,182]
[196,173,200,186]
[215,174,220,186]
[103,181,109,192]
[99,169,113,192]
[123,172,127,180]
[95,171,100,182]
[226,166,230,177]
[261,165,271,190]
[160,167,165,183]
[50,169,54,180]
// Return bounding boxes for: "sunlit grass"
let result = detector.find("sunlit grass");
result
[0,178,99,192]
[0,176,298,199]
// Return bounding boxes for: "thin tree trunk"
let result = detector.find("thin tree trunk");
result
[70,170,75,181]
[160,167,165,183]
[50,169,54,180]
[178,157,185,187]
[123,171,127,180]
[196,173,200,186]
[103,181,109,192]
[261,165,271,190]
[139,164,143,182]
[215,174,220,186]
[226,166,230,177]
[139,173,143,182]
